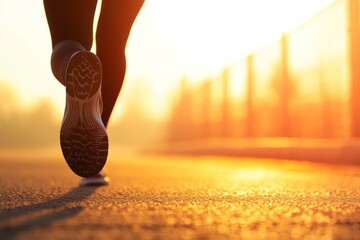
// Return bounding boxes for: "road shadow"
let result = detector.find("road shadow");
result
[0,186,100,239]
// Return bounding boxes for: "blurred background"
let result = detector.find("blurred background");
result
[1,0,359,160]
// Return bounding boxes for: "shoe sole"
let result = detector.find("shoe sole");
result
[60,51,108,177]
[79,175,110,187]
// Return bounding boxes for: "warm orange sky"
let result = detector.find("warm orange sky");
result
[0,0,334,121]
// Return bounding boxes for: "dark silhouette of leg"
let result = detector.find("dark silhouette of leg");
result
[44,0,144,126]
[44,0,108,177]
[43,0,98,84]
[43,0,143,177]
[96,0,144,127]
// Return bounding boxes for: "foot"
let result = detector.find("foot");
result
[79,171,110,187]
[60,51,108,177]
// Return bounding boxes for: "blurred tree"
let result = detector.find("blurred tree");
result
[0,82,59,147]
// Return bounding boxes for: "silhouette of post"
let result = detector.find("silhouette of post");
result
[169,78,193,141]
[246,55,254,138]
[201,80,211,138]
[279,33,292,137]
[348,0,360,137]
[221,69,230,137]
[319,69,333,138]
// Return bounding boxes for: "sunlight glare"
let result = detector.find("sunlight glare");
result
[0,0,334,121]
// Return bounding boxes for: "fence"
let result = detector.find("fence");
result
[168,0,360,142]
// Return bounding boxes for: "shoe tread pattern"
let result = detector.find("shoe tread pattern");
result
[60,51,108,177]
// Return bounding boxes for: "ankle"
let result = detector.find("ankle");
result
[51,40,86,85]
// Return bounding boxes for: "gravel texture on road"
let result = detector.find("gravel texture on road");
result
[1,154,360,240]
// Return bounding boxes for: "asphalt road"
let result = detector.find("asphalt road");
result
[1,152,360,240]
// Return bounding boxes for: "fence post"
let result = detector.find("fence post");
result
[179,78,192,140]
[348,0,360,137]
[246,55,254,137]
[221,69,230,137]
[202,80,211,138]
[279,33,292,137]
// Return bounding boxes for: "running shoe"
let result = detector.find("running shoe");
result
[60,51,108,177]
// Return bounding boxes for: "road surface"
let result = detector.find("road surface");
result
[1,151,360,239]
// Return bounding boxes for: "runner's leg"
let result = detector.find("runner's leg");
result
[43,0,98,84]
[44,0,108,177]
[96,0,144,127]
